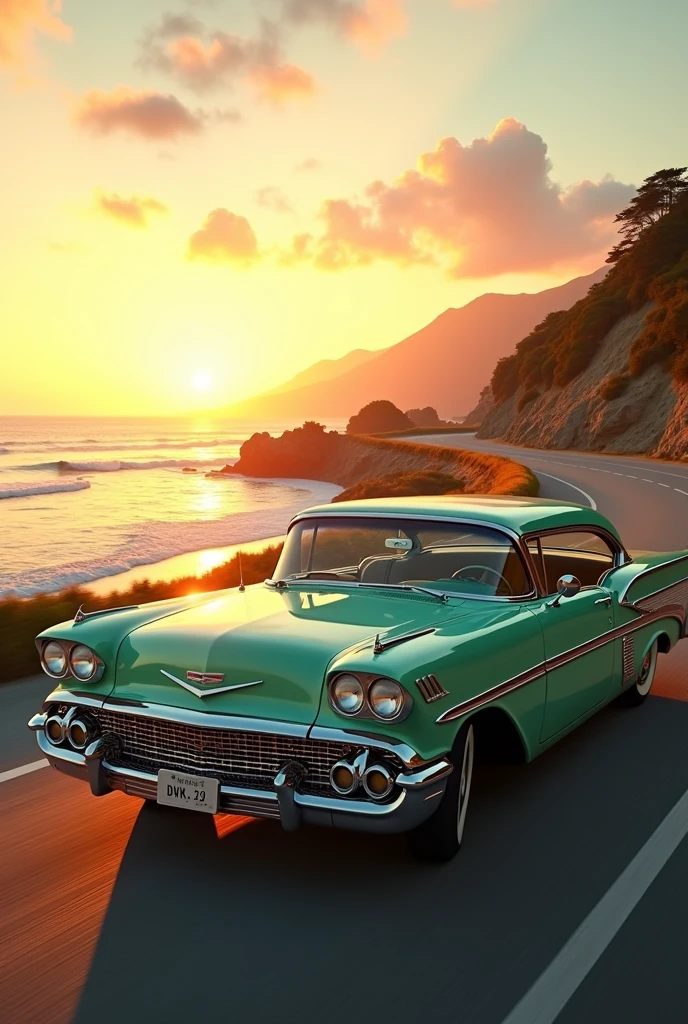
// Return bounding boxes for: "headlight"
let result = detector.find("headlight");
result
[42,641,68,678]
[69,644,100,681]
[369,678,404,719]
[331,673,365,715]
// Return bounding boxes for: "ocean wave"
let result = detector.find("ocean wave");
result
[0,480,91,500]
[1,437,242,454]
[1,479,340,596]
[19,456,236,473]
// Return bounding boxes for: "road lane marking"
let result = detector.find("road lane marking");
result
[501,785,688,1024]
[626,475,637,479]
[535,473,597,510]
[0,759,48,784]
[676,489,688,496]
[613,472,624,476]
[657,482,670,488]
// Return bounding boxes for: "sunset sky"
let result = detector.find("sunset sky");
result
[2,0,687,416]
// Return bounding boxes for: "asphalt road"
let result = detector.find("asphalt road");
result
[1,435,688,1024]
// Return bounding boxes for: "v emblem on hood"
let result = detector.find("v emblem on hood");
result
[160,670,263,699]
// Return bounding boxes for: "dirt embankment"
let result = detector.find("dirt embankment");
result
[479,306,688,457]
[224,427,539,496]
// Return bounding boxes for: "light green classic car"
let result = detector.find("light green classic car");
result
[29,496,688,862]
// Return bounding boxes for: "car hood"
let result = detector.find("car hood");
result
[110,584,460,726]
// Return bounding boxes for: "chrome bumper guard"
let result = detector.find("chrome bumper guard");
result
[29,712,452,834]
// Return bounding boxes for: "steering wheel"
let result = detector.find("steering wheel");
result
[452,564,513,595]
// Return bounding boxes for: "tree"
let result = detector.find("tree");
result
[608,167,688,263]
[346,400,413,434]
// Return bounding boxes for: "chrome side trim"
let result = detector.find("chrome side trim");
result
[437,663,546,723]
[618,554,688,606]
[437,604,685,724]
[159,669,263,699]
[395,759,453,787]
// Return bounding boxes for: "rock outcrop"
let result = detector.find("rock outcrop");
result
[479,305,688,457]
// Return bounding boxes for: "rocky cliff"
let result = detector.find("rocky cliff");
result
[479,305,688,457]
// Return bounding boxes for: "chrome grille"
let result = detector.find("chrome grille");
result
[621,635,635,682]
[92,709,403,796]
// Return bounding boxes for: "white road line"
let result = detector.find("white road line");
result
[599,469,611,474]
[626,475,638,479]
[676,489,688,496]
[501,785,688,1024]
[0,759,48,784]
[613,472,624,476]
[535,472,597,510]
[657,483,670,488]
[642,478,654,483]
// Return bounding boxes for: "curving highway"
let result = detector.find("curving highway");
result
[1,437,688,1024]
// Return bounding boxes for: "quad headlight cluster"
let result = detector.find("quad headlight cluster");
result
[329,672,411,722]
[39,639,104,683]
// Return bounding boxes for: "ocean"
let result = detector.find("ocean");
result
[0,416,343,598]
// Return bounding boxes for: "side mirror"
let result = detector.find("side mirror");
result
[550,574,581,607]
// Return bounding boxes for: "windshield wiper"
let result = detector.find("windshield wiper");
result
[267,576,448,602]
[358,582,449,604]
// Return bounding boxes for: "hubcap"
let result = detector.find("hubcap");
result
[637,645,656,696]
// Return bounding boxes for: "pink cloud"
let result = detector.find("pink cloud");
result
[294,156,322,172]
[187,208,260,265]
[250,62,316,104]
[75,87,204,139]
[289,118,635,277]
[0,0,71,69]
[280,0,406,52]
[96,192,168,227]
[138,14,316,103]
[256,186,294,214]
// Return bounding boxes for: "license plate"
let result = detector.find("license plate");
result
[157,769,219,814]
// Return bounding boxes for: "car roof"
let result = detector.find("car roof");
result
[295,494,622,542]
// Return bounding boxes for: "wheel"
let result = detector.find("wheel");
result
[617,639,658,707]
[408,722,475,863]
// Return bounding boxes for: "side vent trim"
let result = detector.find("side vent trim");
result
[416,674,449,703]
[622,635,635,683]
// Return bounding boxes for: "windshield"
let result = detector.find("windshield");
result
[273,517,532,598]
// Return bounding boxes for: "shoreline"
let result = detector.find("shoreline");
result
[84,535,285,597]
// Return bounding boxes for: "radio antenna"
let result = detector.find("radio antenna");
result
[238,551,245,591]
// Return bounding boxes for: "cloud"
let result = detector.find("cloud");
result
[0,0,71,69]
[75,87,204,139]
[138,14,315,102]
[256,186,294,213]
[294,156,322,172]
[249,62,316,104]
[187,208,259,264]
[288,118,636,277]
[95,192,168,227]
[280,0,406,52]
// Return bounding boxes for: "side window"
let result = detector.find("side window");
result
[536,531,615,593]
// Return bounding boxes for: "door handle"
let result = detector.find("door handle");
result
[595,596,612,607]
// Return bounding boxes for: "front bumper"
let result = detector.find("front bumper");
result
[29,710,452,835]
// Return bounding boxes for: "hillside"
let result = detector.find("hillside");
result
[259,347,381,396]
[217,269,605,420]
[479,180,688,457]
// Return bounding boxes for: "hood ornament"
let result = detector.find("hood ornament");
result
[160,669,263,699]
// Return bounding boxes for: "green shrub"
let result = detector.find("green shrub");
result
[333,470,464,502]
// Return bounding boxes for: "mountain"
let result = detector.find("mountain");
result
[216,269,607,420]
[260,347,382,396]
[478,191,688,457]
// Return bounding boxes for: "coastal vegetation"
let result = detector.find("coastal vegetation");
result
[346,400,413,434]
[490,168,688,404]
[3,422,538,683]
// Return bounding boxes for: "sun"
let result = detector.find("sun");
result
[192,371,212,392]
